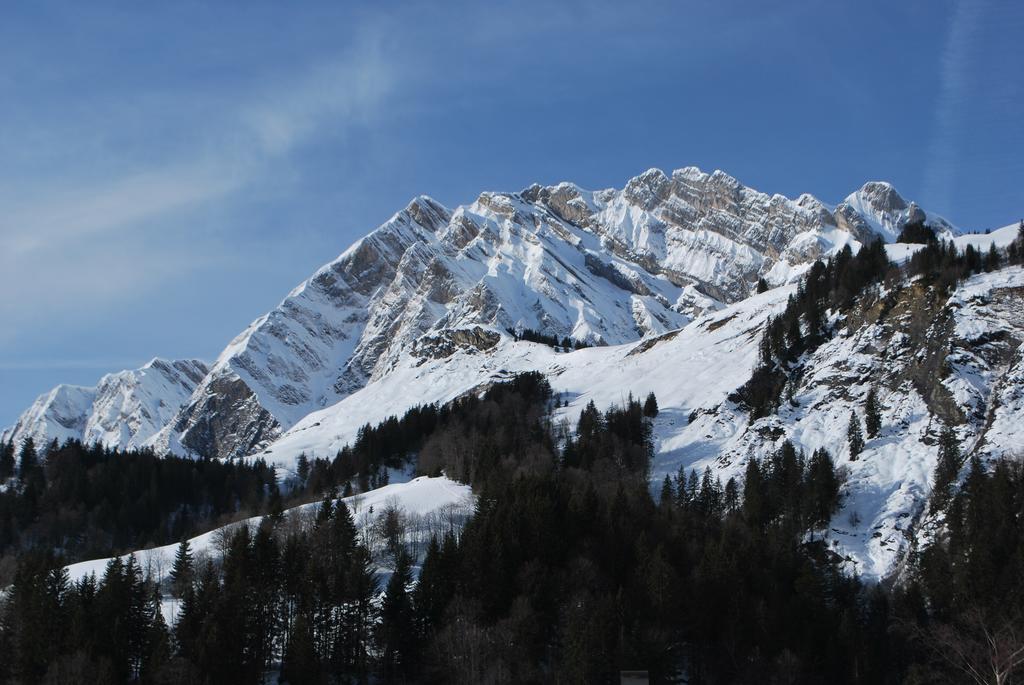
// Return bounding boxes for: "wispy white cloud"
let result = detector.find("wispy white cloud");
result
[0,358,149,372]
[2,162,242,257]
[921,0,986,218]
[241,50,394,157]
[0,34,398,331]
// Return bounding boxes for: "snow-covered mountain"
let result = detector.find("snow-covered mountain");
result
[7,164,1020,582]
[145,167,954,459]
[251,226,1022,580]
[6,166,959,460]
[2,358,208,450]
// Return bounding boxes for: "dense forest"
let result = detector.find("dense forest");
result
[733,221,1024,420]
[2,372,1022,683]
[2,223,1024,683]
[0,440,284,581]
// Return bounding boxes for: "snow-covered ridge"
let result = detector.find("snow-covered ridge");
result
[64,475,475,624]
[2,358,208,450]
[248,232,1023,581]
[127,168,956,459]
[6,168,955,458]
[837,181,958,243]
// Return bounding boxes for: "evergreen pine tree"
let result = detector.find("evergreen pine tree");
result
[643,391,659,417]
[743,458,767,529]
[281,612,320,684]
[932,424,961,507]
[250,520,281,674]
[123,554,149,680]
[984,243,1001,271]
[0,440,14,479]
[169,539,194,600]
[296,453,311,485]
[17,437,38,481]
[756,277,769,294]
[141,585,172,681]
[865,386,882,438]
[5,554,69,681]
[847,414,865,460]
[267,483,284,524]
[686,469,700,511]
[346,545,378,681]
[659,474,674,510]
[805,448,839,528]
[414,536,453,644]
[724,476,739,512]
[379,550,417,681]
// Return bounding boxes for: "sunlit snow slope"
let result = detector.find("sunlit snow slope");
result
[251,229,1023,580]
[78,168,954,459]
[66,475,474,585]
[2,358,208,450]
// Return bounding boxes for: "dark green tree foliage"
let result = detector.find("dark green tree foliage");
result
[17,438,38,481]
[895,220,938,244]
[659,474,674,510]
[805,448,840,529]
[931,425,961,507]
[508,327,592,350]
[1007,219,1024,264]
[908,457,1024,682]
[416,372,557,487]
[1,550,172,683]
[731,240,891,418]
[865,386,882,438]
[5,372,1022,683]
[562,394,653,483]
[436,436,857,683]
[905,236,1015,293]
[847,414,865,460]
[0,441,15,480]
[169,539,193,601]
[756,277,769,293]
[0,440,279,568]
[379,551,417,681]
[413,534,457,643]
[643,391,659,417]
[1,552,70,682]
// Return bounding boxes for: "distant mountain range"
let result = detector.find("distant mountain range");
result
[6,166,1022,579]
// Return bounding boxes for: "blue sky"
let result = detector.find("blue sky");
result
[1,0,1022,428]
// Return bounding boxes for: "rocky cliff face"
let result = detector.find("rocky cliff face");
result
[2,358,208,450]
[8,166,955,459]
[249,243,1023,581]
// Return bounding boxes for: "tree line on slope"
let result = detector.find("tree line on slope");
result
[734,221,1024,421]
[0,439,283,583]
[507,327,594,351]
[5,371,1020,683]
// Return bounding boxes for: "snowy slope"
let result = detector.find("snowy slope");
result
[254,285,794,471]
[65,475,473,584]
[144,168,953,459]
[7,168,956,460]
[836,181,958,243]
[250,259,1024,580]
[2,358,209,450]
[885,222,1020,264]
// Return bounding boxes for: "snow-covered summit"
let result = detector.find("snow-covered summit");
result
[249,233,1024,581]
[836,181,958,242]
[140,167,956,459]
[6,166,964,461]
[2,358,209,451]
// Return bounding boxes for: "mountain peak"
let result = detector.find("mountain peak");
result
[3,358,209,450]
[6,164,966,460]
[847,181,907,213]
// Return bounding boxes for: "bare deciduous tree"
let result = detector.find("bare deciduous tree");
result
[919,609,1024,685]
